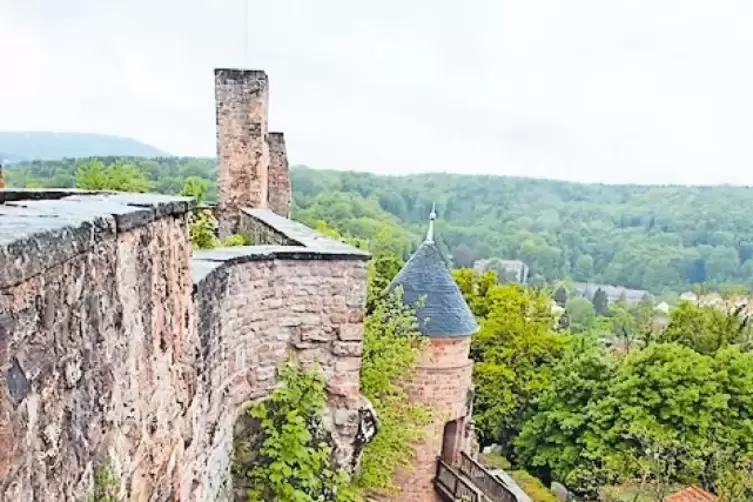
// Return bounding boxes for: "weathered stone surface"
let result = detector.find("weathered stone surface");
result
[0,192,195,502]
[267,132,291,218]
[215,69,270,238]
[333,341,363,357]
[391,337,475,502]
[188,251,369,499]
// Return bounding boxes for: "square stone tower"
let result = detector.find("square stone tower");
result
[215,68,292,237]
[267,132,292,218]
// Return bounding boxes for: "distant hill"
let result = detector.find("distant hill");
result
[0,132,168,162]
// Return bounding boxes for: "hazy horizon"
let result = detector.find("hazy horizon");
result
[1,0,752,185]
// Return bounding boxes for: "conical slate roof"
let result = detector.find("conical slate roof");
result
[389,206,479,338]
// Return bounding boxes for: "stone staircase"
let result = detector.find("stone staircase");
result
[434,452,519,502]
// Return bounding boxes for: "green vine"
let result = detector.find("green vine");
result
[84,460,121,502]
[181,177,250,250]
[233,359,359,502]
[304,221,432,496]
[355,287,432,495]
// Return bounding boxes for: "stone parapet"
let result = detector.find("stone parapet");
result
[187,210,371,498]
[0,190,195,289]
[0,190,371,502]
[0,190,195,501]
[239,208,369,256]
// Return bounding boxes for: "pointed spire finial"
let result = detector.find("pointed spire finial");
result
[426,202,437,243]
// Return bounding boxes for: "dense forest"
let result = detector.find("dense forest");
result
[7,156,753,294]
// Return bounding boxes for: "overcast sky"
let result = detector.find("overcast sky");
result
[1,0,752,184]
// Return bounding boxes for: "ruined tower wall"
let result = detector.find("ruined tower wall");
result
[215,69,294,235]
[267,132,292,218]
[215,69,271,238]
[393,337,474,502]
[0,193,369,502]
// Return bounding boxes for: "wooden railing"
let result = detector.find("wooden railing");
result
[458,452,517,502]
[434,458,484,502]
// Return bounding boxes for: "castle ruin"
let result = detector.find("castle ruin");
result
[0,69,508,502]
[0,69,369,502]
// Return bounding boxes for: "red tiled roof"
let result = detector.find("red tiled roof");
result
[663,486,717,502]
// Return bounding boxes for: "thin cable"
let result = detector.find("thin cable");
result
[243,0,249,66]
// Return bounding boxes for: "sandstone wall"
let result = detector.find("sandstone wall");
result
[0,193,196,502]
[393,337,474,502]
[187,250,368,501]
[215,69,270,238]
[267,132,291,218]
[0,191,370,502]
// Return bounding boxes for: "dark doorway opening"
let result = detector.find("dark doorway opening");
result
[441,418,464,464]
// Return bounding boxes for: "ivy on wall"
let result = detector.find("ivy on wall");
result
[231,222,432,500]
[355,287,432,494]
[181,178,250,249]
[233,359,359,502]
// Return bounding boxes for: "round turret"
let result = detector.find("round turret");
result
[388,204,479,502]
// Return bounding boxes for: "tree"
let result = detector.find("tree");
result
[566,297,596,333]
[553,285,568,307]
[658,301,753,355]
[180,176,208,203]
[365,253,404,313]
[75,160,153,192]
[452,244,476,268]
[515,335,615,495]
[453,269,566,451]
[517,339,753,499]
[592,288,609,316]
[573,254,594,281]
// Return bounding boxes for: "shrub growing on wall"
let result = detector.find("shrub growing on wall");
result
[233,359,358,502]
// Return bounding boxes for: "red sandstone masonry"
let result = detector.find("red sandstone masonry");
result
[0,193,369,502]
[0,207,195,502]
[186,257,368,501]
[267,132,291,218]
[390,337,474,502]
[215,69,270,238]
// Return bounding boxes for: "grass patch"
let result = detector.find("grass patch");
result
[480,452,558,502]
[509,470,560,502]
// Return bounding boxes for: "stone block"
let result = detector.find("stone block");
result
[335,357,361,373]
[337,324,363,341]
[332,341,362,357]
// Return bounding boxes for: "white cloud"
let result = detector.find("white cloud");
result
[0,0,751,184]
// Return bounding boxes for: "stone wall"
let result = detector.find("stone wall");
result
[187,248,368,501]
[0,191,370,502]
[0,192,195,502]
[215,69,271,238]
[392,337,474,502]
[267,132,291,218]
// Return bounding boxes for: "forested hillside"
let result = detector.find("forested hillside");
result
[7,157,753,294]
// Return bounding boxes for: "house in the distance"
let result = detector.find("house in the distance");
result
[473,258,529,284]
[575,283,649,305]
[663,485,716,502]
[678,291,753,315]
